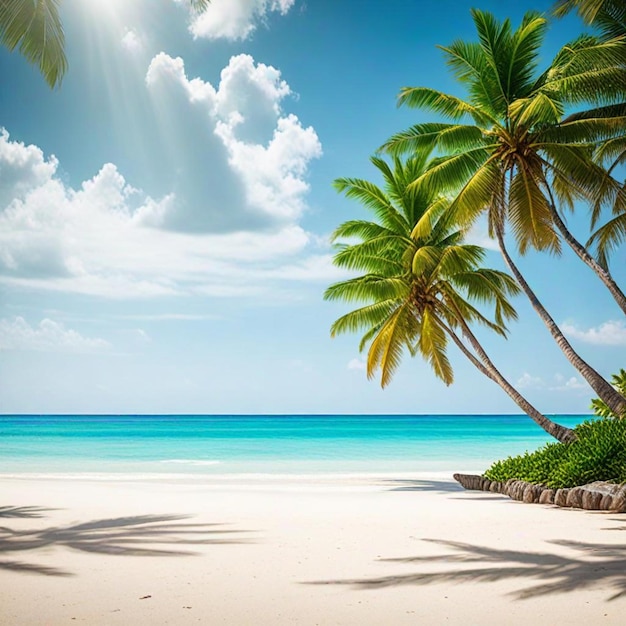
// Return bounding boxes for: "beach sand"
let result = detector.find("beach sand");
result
[0,474,624,625]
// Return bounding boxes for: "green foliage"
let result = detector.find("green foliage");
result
[553,0,626,40]
[590,368,626,418]
[484,417,626,487]
[325,154,521,388]
[384,9,626,266]
[0,0,67,88]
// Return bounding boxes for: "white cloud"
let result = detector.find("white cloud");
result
[184,0,296,41]
[121,29,145,54]
[516,371,590,393]
[0,50,330,300]
[116,313,219,321]
[144,53,321,232]
[0,124,337,299]
[550,376,588,392]
[562,320,626,346]
[516,372,545,389]
[0,317,110,353]
[0,129,57,209]
[348,357,367,371]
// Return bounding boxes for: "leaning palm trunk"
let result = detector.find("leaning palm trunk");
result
[547,203,626,315]
[442,317,576,443]
[495,225,626,417]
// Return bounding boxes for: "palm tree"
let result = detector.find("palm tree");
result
[0,0,211,89]
[325,154,575,443]
[382,9,626,417]
[553,0,626,267]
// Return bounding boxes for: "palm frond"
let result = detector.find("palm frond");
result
[397,87,493,123]
[333,177,409,233]
[546,35,626,105]
[549,66,626,105]
[324,275,409,304]
[594,134,626,168]
[441,289,509,336]
[358,323,385,353]
[367,303,414,387]
[418,308,453,385]
[438,39,502,119]
[380,122,487,157]
[189,0,212,11]
[409,146,493,198]
[539,112,626,144]
[447,158,502,227]
[410,196,450,241]
[0,0,66,88]
[587,212,626,268]
[553,1,626,40]
[329,301,399,337]
[450,269,521,327]
[539,144,626,224]
[332,239,406,273]
[508,164,560,254]
[437,244,487,277]
[509,92,564,127]
[331,220,398,244]
[505,12,548,99]
[410,245,443,277]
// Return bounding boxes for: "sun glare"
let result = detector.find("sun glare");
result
[79,0,134,23]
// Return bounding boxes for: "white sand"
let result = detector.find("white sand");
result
[0,473,624,625]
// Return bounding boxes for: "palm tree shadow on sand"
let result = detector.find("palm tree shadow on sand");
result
[382,479,509,501]
[0,512,255,577]
[308,527,626,601]
[0,506,54,519]
[382,479,464,494]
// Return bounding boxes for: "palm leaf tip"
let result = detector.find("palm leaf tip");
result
[0,0,68,89]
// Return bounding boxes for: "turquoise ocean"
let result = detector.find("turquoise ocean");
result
[0,414,592,478]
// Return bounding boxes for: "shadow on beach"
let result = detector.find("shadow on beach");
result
[0,511,255,577]
[0,506,55,519]
[383,479,464,493]
[308,527,626,601]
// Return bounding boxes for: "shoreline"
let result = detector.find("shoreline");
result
[0,469,481,482]
[1,473,625,625]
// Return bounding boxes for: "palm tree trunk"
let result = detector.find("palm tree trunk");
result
[548,204,626,315]
[441,320,576,443]
[495,225,626,417]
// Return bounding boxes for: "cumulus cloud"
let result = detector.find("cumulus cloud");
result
[516,371,589,393]
[0,50,329,299]
[144,53,321,232]
[0,125,337,299]
[348,358,367,371]
[550,374,588,392]
[562,320,626,346]
[121,29,145,54]
[184,0,296,41]
[0,129,57,209]
[0,317,110,353]
[516,372,545,389]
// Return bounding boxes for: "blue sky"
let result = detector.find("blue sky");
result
[0,0,624,415]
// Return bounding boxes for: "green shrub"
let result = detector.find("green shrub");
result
[484,418,626,488]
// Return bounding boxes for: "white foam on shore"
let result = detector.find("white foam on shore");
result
[160,459,221,466]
